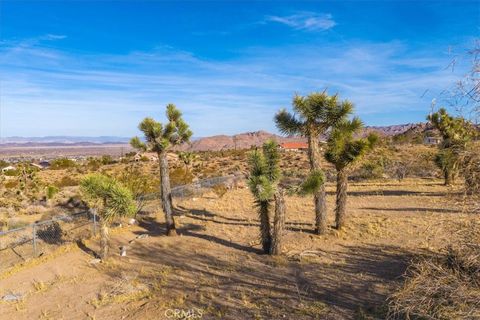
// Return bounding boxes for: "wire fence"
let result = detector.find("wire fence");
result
[0,174,244,271]
[141,174,244,200]
[0,211,97,271]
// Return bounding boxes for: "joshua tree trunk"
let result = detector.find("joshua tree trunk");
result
[335,168,348,230]
[270,189,285,255]
[158,151,177,236]
[259,200,272,254]
[100,220,109,259]
[307,134,327,234]
[444,169,454,186]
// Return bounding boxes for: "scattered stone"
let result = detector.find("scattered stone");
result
[89,258,102,264]
[128,218,137,225]
[120,246,128,257]
[2,293,23,301]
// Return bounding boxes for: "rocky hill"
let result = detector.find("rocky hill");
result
[178,123,429,151]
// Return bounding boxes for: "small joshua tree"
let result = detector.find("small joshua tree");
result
[427,108,476,186]
[325,118,378,230]
[131,104,192,236]
[275,92,352,234]
[80,174,137,259]
[178,151,196,172]
[248,140,285,254]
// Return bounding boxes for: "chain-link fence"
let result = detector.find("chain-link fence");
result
[141,174,245,200]
[0,211,97,270]
[0,174,244,271]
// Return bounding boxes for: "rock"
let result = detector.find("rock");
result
[2,294,23,301]
[136,234,149,239]
[89,258,102,264]
[128,218,137,225]
[120,246,128,257]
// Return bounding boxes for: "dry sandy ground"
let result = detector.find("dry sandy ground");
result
[0,179,474,320]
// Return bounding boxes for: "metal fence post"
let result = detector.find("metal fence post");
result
[92,209,97,236]
[32,223,37,257]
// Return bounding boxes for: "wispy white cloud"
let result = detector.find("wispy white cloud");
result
[0,35,469,137]
[266,12,336,31]
[41,34,67,41]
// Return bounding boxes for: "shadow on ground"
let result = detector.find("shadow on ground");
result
[100,216,422,319]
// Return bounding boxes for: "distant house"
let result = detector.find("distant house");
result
[424,136,442,145]
[280,142,309,151]
[39,160,50,169]
[30,163,43,170]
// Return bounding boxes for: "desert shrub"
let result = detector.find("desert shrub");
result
[50,158,76,170]
[3,169,18,176]
[460,146,480,194]
[169,167,194,187]
[355,159,385,180]
[388,222,480,319]
[101,155,115,165]
[46,185,59,200]
[54,176,79,188]
[4,180,18,189]
[212,184,228,198]
[86,157,102,171]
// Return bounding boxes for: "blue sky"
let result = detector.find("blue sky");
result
[0,1,478,137]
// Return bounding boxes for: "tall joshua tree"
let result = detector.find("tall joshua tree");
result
[248,140,282,254]
[275,92,352,234]
[325,118,378,230]
[80,174,137,259]
[131,104,192,236]
[427,108,476,186]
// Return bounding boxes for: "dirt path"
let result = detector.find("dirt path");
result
[0,179,473,319]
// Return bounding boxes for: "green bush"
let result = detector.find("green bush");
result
[101,155,115,165]
[54,176,78,188]
[50,158,77,170]
[46,185,59,199]
[170,167,194,187]
[3,169,18,176]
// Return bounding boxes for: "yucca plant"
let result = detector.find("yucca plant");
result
[325,118,378,230]
[427,108,476,186]
[80,174,137,259]
[275,92,352,234]
[131,104,193,236]
[248,140,282,254]
[178,151,197,172]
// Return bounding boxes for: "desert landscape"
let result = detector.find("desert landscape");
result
[1,1,479,319]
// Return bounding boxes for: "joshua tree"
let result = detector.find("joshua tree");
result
[80,174,137,259]
[178,151,196,172]
[131,104,192,236]
[275,92,352,234]
[248,140,282,254]
[325,118,378,230]
[427,108,476,186]
[270,189,286,255]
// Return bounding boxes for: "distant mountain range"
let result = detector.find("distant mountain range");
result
[0,136,131,145]
[0,123,428,151]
